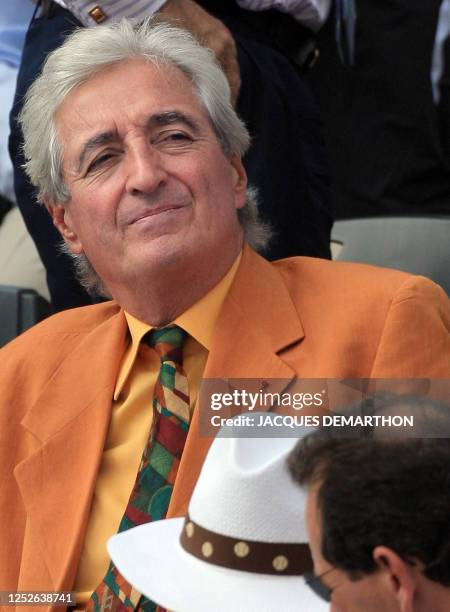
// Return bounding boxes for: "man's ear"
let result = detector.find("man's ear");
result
[373,546,416,612]
[45,200,83,254]
[229,155,247,209]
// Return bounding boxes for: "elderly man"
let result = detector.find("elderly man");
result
[289,395,450,612]
[9,0,332,311]
[0,18,448,610]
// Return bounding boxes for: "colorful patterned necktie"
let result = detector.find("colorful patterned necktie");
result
[87,326,190,612]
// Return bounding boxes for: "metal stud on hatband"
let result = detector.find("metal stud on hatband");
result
[202,542,214,558]
[234,541,250,558]
[272,555,289,572]
[185,522,194,538]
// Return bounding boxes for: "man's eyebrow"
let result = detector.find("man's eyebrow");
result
[147,110,201,134]
[77,131,117,172]
[76,112,200,171]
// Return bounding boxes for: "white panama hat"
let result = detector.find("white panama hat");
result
[108,416,326,612]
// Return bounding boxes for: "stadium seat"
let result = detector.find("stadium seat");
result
[331,217,450,295]
[0,285,51,347]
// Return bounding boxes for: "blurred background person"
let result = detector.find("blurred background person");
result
[0,0,48,299]
[308,0,450,218]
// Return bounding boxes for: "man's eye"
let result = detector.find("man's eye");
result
[155,131,193,145]
[169,132,191,140]
[87,153,113,172]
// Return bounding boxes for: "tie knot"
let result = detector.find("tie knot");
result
[144,325,187,363]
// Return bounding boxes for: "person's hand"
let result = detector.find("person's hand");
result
[157,0,241,104]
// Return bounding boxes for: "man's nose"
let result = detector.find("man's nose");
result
[125,141,167,195]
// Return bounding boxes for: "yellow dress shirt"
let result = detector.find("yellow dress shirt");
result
[73,254,241,604]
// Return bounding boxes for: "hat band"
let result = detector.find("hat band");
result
[179,515,313,576]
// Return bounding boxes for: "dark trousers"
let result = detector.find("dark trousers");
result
[308,0,450,218]
[9,4,332,311]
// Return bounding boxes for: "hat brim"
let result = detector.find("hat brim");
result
[108,519,328,612]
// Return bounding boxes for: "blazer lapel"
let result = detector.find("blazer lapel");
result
[168,247,305,516]
[14,309,128,592]
[13,248,305,584]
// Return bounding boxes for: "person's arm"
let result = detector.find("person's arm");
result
[158,0,240,103]
[236,0,332,31]
[53,0,240,103]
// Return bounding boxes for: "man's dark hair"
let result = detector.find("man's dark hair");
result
[288,394,450,586]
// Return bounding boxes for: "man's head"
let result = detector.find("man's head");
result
[19,19,270,305]
[288,395,450,612]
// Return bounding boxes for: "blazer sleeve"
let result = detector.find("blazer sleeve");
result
[369,275,450,378]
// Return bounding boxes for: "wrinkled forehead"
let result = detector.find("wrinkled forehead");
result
[55,57,205,122]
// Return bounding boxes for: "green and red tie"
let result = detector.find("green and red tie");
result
[87,326,190,612]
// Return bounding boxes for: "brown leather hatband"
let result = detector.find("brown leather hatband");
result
[179,514,313,576]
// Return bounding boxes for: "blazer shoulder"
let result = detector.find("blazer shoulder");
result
[271,256,449,337]
[0,301,126,435]
[272,256,446,302]
[0,300,122,359]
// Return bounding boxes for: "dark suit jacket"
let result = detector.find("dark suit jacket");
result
[309,0,450,216]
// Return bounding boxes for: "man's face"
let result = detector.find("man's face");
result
[51,59,247,295]
[306,484,399,612]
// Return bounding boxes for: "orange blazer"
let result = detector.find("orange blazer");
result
[1,246,449,610]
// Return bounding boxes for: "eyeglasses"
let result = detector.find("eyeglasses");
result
[305,557,418,602]
[304,566,338,602]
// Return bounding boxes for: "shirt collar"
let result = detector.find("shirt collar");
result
[114,252,242,399]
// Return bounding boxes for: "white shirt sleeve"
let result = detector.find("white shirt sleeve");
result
[236,0,332,31]
[52,0,331,30]
[51,0,167,27]
[431,0,450,104]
